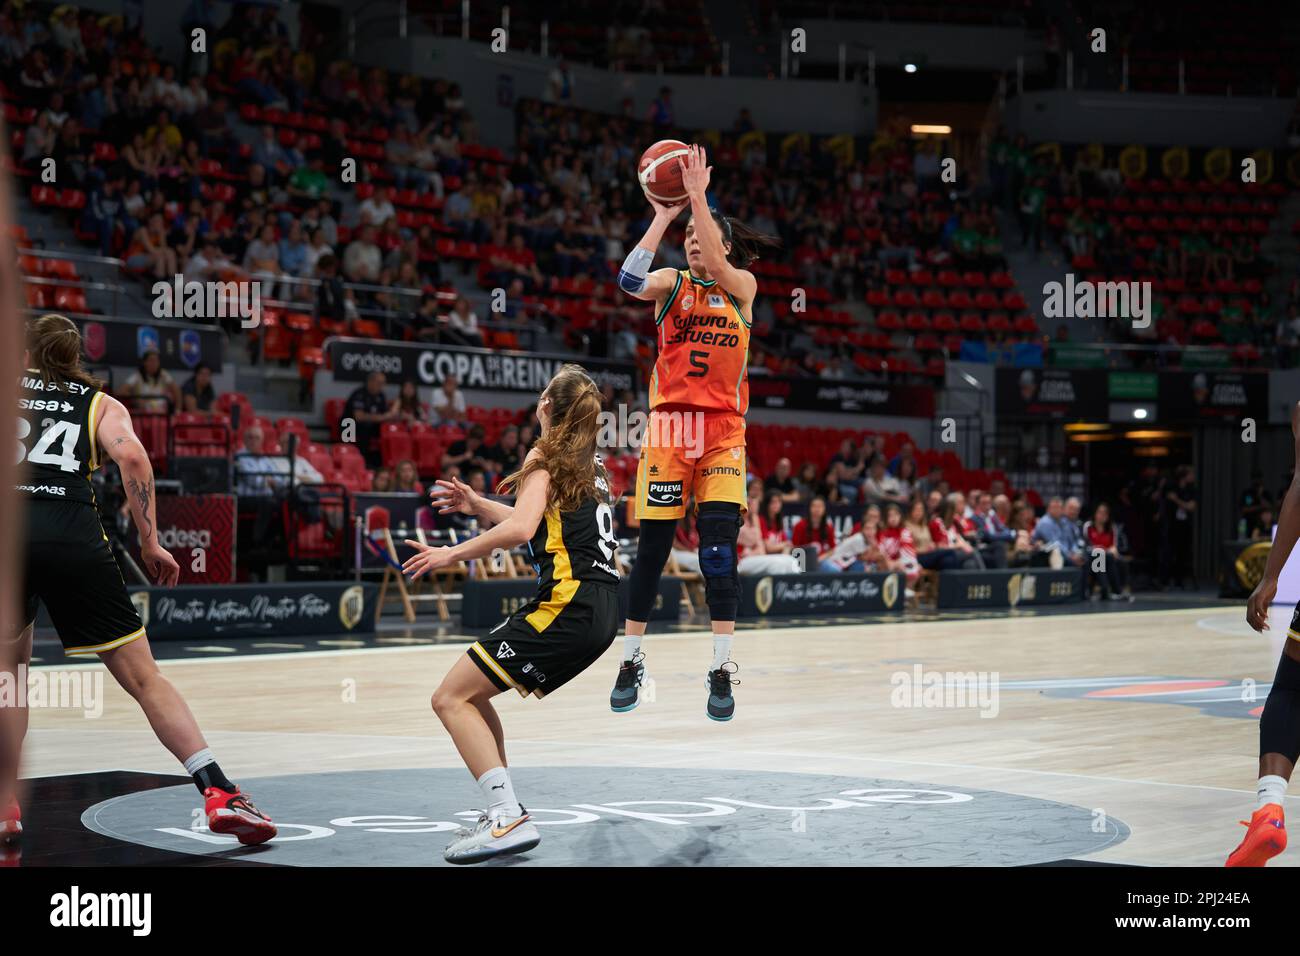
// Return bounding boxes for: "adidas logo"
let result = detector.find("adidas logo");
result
[497,643,516,659]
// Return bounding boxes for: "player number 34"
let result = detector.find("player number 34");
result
[16,417,83,473]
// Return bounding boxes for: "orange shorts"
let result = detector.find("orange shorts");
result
[634,410,747,521]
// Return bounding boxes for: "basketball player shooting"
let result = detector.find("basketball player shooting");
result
[1231,400,1300,865]
[611,144,779,720]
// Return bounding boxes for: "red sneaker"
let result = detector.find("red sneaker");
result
[1226,803,1287,867]
[204,787,276,846]
[0,797,20,841]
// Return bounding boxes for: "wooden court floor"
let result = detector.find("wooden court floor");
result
[18,603,1291,866]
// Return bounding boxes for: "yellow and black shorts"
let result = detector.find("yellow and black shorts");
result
[468,581,619,699]
[21,499,146,656]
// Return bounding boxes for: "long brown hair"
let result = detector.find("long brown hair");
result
[27,313,103,389]
[497,364,607,512]
[694,208,782,268]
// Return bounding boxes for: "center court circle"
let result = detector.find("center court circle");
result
[81,767,1129,866]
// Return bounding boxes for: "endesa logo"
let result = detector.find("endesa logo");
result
[158,526,211,549]
[339,350,403,376]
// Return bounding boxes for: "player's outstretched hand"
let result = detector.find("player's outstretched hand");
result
[143,542,180,587]
[681,144,711,197]
[1247,576,1278,632]
[429,477,480,515]
[402,540,453,580]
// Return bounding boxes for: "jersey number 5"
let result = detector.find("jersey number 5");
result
[687,350,709,378]
[17,417,83,473]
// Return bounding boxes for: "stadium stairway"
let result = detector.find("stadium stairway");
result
[1264,191,1300,298]
[997,206,1103,344]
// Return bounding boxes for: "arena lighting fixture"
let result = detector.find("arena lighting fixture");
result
[904,63,918,73]
[911,124,952,135]
[1063,422,1110,433]
[1109,401,1155,423]
[1124,430,1178,440]
[1067,433,1117,443]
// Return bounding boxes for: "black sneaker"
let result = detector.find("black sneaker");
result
[706,662,739,721]
[610,651,645,712]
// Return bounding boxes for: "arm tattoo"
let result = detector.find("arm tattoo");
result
[111,436,129,447]
[127,476,154,539]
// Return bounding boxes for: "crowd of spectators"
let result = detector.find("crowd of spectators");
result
[746,434,1139,599]
[7,0,477,340]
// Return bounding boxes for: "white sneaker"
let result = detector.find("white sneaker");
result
[444,810,540,865]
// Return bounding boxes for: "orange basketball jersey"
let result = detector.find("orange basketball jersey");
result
[649,270,751,415]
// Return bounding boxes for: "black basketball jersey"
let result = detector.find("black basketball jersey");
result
[17,370,105,506]
[524,468,620,623]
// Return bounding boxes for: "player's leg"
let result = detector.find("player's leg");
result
[438,631,555,864]
[697,500,742,721]
[613,517,675,712]
[99,637,277,845]
[431,654,512,782]
[471,696,508,768]
[0,624,32,845]
[1227,625,1300,865]
[693,436,749,721]
[612,434,686,711]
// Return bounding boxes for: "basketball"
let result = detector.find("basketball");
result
[638,139,691,203]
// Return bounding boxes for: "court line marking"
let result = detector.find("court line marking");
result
[26,607,1235,671]
[21,727,1266,798]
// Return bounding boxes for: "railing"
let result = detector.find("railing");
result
[21,273,128,307]
[1043,341,1275,370]
[17,247,125,270]
[256,276,539,349]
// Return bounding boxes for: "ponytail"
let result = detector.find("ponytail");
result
[711,209,782,269]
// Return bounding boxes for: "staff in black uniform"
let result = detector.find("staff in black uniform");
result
[404,364,620,864]
[4,314,276,847]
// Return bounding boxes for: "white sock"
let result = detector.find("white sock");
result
[182,748,216,776]
[623,632,643,662]
[711,633,733,671]
[477,766,523,821]
[1258,774,1288,810]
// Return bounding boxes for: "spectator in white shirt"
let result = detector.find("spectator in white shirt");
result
[358,186,396,227]
[343,224,383,283]
[430,375,468,425]
[444,295,482,348]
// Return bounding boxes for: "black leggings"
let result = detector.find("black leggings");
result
[627,518,676,622]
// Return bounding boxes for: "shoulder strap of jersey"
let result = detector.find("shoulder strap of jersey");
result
[87,388,107,471]
[654,270,684,327]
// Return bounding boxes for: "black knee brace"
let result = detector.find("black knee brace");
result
[1261,646,1300,763]
[697,502,742,622]
[628,518,677,622]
